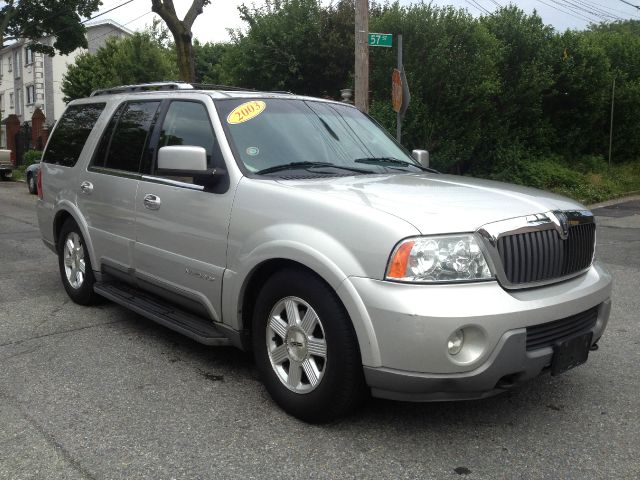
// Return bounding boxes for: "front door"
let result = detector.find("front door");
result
[134,99,234,321]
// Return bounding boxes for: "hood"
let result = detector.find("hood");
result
[276,173,586,234]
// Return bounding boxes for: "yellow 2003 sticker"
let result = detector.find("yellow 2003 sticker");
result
[227,101,266,124]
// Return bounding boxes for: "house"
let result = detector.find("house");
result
[0,19,132,130]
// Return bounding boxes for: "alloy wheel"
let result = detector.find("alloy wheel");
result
[266,296,327,393]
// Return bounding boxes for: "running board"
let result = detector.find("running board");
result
[94,282,230,346]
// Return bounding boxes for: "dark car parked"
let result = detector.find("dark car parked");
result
[26,163,40,194]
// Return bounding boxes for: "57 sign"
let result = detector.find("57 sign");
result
[368,33,393,48]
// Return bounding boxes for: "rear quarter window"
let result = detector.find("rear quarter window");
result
[43,103,106,167]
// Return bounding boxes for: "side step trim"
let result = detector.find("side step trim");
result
[94,282,230,346]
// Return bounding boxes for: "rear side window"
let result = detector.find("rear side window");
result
[43,103,105,167]
[92,101,160,173]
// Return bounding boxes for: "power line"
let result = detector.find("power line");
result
[551,0,604,22]
[465,0,491,15]
[559,0,622,20]
[87,10,153,44]
[536,0,595,23]
[81,0,137,24]
[619,0,640,10]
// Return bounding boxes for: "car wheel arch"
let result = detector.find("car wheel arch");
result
[52,205,99,280]
[235,256,380,366]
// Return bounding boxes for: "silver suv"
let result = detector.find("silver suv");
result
[36,82,612,421]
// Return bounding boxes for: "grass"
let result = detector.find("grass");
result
[483,153,640,205]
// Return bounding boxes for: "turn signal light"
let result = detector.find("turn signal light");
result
[387,240,414,278]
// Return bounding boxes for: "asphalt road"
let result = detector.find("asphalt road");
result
[1,181,638,479]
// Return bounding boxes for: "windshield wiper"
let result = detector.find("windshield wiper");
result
[256,161,371,175]
[354,157,439,173]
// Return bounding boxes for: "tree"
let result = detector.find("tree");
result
[62,32,177,101]
[369,3,501,172]
[0,0,101,55]
[193,40,231,84]
[222,0,354,96]
[151,0,210,82]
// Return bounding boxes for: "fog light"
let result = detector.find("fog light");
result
[448,329,464,355]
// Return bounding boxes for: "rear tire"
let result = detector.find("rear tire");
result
[57,219,101,305]
[252,268,367,422]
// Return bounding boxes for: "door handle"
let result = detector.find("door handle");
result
[79,181,93,194]
[143,194,161,210]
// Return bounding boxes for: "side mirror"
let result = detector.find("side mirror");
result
[412,149,429,169]
[157,146,208,175]
[156,146,226,189]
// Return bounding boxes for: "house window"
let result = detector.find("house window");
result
[14,51,21,78]
[0,94,4,111]
[26,85,35,105]
[0,55,3,76]
[8,55,12,72]
[15,89,21,114]
[25,47,34,65]
[9,92,14,108]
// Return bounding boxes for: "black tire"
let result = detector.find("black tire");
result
[252,268,367,422]
[27,173,37,194]
[57,219,101,305]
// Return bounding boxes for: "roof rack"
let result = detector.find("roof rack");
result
[89,82,261,97]
[90,82,194,97]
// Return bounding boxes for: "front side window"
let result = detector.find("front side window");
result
[43,103,106,167]
[216,98,419,176]
[152,101,223,179]
[92,101,160,173]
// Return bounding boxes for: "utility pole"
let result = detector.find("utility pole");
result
[608,77,615,166]
[396,34,403,142]
[355,0,369,113]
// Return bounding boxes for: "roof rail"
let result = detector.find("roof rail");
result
[190,83,257,92]
[90,82,194,97]
[89,82,294,97]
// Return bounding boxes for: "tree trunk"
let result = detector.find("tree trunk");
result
[175,34,195,82]
[151,1,207,84]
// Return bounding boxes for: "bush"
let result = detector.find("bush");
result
[23,150,43,165]
[12,150,42,182]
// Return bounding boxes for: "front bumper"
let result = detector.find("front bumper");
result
[347,261,612,401]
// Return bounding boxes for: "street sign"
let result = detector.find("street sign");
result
[368,33,393,47]
[392,69,402,113]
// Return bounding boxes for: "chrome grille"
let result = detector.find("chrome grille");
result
[526,306,598,351]
[496,222,595,285]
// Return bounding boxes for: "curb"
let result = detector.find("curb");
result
[589,193,640,210]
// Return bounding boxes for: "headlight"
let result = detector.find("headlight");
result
[386,234,494,283]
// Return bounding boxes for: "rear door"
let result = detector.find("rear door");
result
[77,100,161,274]
[134,98,234,321]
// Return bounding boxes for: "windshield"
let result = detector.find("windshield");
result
[216,98,421,175]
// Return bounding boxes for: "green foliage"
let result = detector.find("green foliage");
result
[0,0,101,55]
[23,150,43,165]
[193,40,232,84]
[369,3,501,172]
[221,0,354,95]
[62,32,178,102]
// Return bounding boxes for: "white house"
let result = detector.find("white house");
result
[0,19,131,130]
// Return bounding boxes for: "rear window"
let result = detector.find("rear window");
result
[43,103,106,167]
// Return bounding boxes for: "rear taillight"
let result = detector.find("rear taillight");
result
[36,167,43,199]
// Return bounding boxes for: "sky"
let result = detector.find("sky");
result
[96,0,640,43]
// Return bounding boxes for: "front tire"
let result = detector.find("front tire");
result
[57,219,101,305]
[252,268,366,422]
